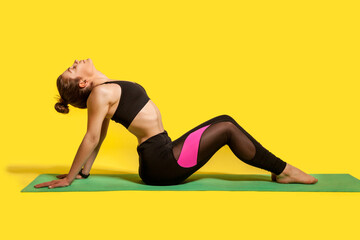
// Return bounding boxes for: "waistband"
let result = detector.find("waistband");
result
[137,130,169,149]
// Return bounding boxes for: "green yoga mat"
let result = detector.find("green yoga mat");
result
[21,173,360,192]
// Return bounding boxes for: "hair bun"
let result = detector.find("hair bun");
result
[55,101,69,114]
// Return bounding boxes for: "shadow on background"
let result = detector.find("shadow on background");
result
[6,165,136,175]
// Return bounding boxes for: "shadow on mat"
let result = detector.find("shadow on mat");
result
[183,174,271,183]
[93,173,272,185]
[8,165,272,185]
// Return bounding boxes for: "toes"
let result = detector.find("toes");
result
[305,177,318,184]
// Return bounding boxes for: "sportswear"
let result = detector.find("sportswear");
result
[100,80,150,128]
[137,114,287,186]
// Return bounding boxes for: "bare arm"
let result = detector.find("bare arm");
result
[34,87,111,189]
[82,117,110,174]
[65,135,99,182]
[65,87,110,183]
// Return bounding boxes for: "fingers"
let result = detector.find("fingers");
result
[49,182,69,189]
[34,179,69,189]
[34,180,57,188]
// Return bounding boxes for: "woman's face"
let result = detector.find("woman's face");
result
[61,58,95,82]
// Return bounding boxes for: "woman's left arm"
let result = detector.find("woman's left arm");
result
[34,87,110,189]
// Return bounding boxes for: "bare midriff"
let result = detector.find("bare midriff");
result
[127,100,165,146]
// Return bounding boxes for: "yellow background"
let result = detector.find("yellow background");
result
[1,0,359,239]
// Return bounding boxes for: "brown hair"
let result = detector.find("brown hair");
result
[54,75,93,114]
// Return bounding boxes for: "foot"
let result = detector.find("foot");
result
[271,163,318,184]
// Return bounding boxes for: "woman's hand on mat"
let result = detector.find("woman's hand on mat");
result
[34,178,71,189]
[56,173,85,179]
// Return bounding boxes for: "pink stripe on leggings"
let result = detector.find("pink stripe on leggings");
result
[177,124,211,168]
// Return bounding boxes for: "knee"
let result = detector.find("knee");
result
[217,114,235,123]
[209,121,236,141]
[223,121,237,138]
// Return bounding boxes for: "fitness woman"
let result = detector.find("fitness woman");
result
[34,59,318,189]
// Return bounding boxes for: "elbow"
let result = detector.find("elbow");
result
[85,133,100,145]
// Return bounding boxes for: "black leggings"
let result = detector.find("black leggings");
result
[136,114,287,186]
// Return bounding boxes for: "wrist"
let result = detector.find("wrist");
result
[64,176,73,185]
[80,168,90,175]
[79,168,90,179]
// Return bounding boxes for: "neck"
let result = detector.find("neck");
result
[89,70,110,88]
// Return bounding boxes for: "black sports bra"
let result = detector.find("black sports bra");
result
[100,80,150,129]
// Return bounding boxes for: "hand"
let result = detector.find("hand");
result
[56,173,85,179]
[34,178,71,189]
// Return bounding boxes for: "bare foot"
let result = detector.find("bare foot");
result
[271,163,318,184]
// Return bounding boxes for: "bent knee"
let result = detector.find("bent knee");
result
[216,114,235,122]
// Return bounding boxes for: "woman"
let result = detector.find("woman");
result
[34,59,318,189]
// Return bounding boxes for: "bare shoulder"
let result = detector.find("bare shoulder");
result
[87,85,112,107]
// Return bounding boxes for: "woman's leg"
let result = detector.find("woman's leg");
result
[172,114,318,184]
